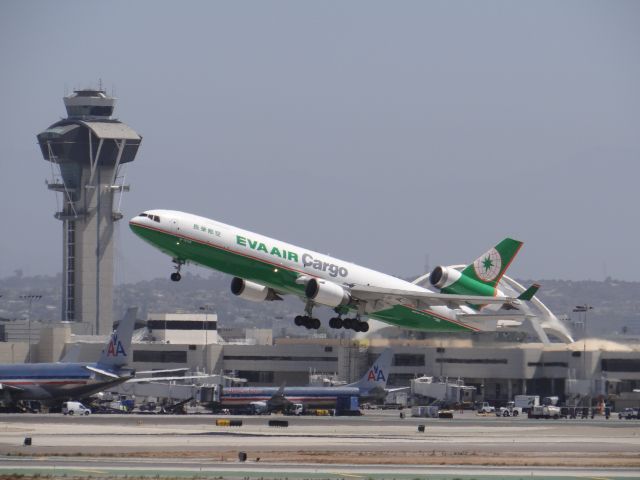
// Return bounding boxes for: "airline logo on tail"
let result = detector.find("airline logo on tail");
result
[367,363,386,383]
[106,333,127,357]
[473,247,502,282]
[349,349,393,393]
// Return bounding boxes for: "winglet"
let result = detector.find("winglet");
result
[517,283,540,301]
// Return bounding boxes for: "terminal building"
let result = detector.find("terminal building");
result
[3,311,639,408]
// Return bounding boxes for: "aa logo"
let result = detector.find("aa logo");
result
[107,333,127,357]
[367,364,386,382]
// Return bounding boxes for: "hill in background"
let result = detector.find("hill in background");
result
[1,271,639,338]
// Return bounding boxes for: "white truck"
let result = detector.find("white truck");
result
[62,401,91,416]
[514,395,540,413]
[496,401,522,417]
[477,402,495,414]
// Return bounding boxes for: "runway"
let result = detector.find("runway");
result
[1,410,639,478]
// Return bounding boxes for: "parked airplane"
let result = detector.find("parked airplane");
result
[130,210,536,332]
[0,308,137,406]
[219,349,393,412]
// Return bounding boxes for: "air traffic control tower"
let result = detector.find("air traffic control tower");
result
[37,89,142,335]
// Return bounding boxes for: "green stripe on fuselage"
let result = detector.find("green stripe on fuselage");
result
[131,224,474,333]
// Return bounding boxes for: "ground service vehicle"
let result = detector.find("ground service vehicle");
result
[288,403,304,415]
[528,405,561,419]
[618,408,639,419]
[496,401,522,417]
[62,401,91,416]
[477,402,495,414]
[514,395,539,412]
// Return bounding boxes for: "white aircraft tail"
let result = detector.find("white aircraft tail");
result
[347,348,393,393]
[97,307,137,369]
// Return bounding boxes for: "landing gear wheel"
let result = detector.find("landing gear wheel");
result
[312,318,321,330]
[343,318,354,330]
[329,317,343,329]
[171,258,184,282]
[358,321,369,332]
[294,315,304,326]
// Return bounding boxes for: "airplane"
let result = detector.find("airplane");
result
[0,308,137,406]
[130,210,537,333]
[219,349,393,413]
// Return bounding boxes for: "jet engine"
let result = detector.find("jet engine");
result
[429,265,495,296]
[230,277,280,302]
[305,278,350,307]
[429,266,462,290]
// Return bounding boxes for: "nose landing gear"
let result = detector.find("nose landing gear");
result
[170,259,185,282]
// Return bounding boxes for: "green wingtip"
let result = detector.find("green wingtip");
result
[518,283,540,301]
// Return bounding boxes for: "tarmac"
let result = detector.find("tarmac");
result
[0,410,639,479]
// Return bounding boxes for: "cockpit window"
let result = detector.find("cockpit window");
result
[138,213,160,222]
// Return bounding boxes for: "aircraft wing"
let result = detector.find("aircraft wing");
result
[86,365,121,379]
[457,312,528,322]
[349,285,520,309]
[0,383,24,391]
[135,368,189,375]
[126,374,215,384]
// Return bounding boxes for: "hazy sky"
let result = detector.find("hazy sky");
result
[1,1,639,283]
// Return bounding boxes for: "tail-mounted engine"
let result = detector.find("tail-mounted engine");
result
[429,266,462,289]
[430,265,495,297]
[230,277,281,302]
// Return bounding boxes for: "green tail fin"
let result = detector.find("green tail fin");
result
[461,238,523,289]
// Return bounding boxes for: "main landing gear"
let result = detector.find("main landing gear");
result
[295,301,321,330]
[293,301,369,332]
[329,316,369,332]
[294,315,321,330]
[170,259,184,282]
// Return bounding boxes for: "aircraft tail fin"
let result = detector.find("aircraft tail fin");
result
[97,307,137,369]
[460,238,523,290]
[347,348,393,393]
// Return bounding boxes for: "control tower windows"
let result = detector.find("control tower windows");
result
[66,105,114,117]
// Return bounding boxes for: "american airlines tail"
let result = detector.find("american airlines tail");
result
[347,348,393,393]
[96,307,137,370]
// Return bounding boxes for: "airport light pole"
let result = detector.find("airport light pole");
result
[199,304,214,373]
[20,295,42,363]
